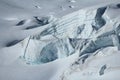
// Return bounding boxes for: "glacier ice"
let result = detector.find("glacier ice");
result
[92,6,107,30]
[99,64,107,76]
[40,42,58,63]
[117,4,120,8]
[0,1,120,80]
[20,5,120,65]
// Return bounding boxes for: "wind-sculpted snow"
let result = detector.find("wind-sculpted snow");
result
[6,39,23,47]
[16,20,26,26]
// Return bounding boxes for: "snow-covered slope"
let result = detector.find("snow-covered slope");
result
[0,0,120,80]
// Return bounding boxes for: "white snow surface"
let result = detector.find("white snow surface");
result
[0,0,120,80]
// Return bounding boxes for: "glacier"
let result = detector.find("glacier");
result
[20,8,95,64]
[0,0,120,80]
[20,4,120,65]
